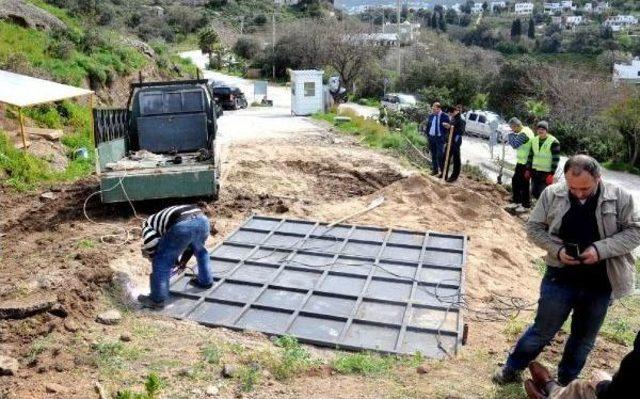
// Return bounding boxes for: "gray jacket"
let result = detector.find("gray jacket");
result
[526,181,640,299]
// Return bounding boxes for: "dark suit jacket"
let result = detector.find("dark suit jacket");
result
[425,112,450,138]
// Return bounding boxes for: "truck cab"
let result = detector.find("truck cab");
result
[93,79,220,203]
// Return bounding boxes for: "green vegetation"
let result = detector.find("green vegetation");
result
[115,373,165,399]
[601,296,640,346]
[92,340,143,371]
[238,365,261,392]
[201,343,222,365]
[25,336,52,364]
[271,335,317,380]
[331,352,395,375]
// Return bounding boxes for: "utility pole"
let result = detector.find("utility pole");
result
[382,8,385,33]
[396,0,401,78]
[240,16,244,35]
[272,4,276,80]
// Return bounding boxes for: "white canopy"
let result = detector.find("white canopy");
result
[0,69,93,107]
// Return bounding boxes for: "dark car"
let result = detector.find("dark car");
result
[210,85,248,110]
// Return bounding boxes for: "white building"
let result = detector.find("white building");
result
[566,15,584,27]
[604,15,639,32]
[544,2,562,14]
[514,2,534,15]
[275,0,299,5]
[490,1,506,12]
[613,58,640,85]
[561,1,576,11]
[471,3,484,14]
[583,2,592,13]
[290,70,324,116]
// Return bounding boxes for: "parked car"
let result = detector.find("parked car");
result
[381,93,417,111]
[210,84,248,110]
[462,110,511,142]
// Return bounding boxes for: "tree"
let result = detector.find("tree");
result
[471,93,489,110]
[461,1,473,14]
[445,8,458,25]
[430,12,438,29]
[607,97,640,167]
[198,28,220,55]
[482,1,489,13]
[528,18,535,39]
[511,18,522,40]
[524,99,550,123]
[438,12,447,32]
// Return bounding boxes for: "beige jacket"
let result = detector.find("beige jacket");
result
[526,181,640,299]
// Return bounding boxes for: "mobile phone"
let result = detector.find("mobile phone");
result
[565,243,580,259]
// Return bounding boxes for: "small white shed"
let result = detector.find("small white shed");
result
[290,69,324,116]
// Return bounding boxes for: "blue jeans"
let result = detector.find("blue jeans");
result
[505,268,611,385]
[150,214,213,302]
[429,135,444,173]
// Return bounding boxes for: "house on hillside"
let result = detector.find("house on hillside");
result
[613,58,640,85]
[490,1,507,13]
[275,0,300,5]
[471,3,484,14]
[351,33,398,47]
[384,21,420,45]
[604,15,639,32]
[544,2,562,14]
[514,2,534,15]
[552,15,585,29]
[561,1,576,11]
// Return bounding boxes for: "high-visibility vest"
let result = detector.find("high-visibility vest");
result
[532,134,558,172]
[516,126,535,165]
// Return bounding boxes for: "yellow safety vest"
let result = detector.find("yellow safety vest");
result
[531,134,558,172]
[516,126,535,165]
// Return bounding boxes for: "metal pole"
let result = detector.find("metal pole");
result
[396,0,401,78]
[18,107,27,150]
[88,94,95,148]
[272,6,276,80]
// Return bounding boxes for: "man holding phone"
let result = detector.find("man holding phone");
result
[494,155,640,386]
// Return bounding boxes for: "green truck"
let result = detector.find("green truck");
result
[93,79,220,203]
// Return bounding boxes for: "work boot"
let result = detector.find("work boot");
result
[189,277,213,289]
[492,367,522,385]
[524,379,547,399]
[430,170,439,176]
[137,295,165,310]
[528,361,553,391]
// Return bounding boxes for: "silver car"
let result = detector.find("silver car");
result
[462,110,511,142]
[381,93,417,111]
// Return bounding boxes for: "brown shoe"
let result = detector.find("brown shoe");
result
[529,361,553,390]
[524,379,546,399]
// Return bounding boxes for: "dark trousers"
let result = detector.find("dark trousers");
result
[532,170,553,199]
[505,269,611,385]
[511,163,531,208]
[445,141,461,182]
[428,135,444,173]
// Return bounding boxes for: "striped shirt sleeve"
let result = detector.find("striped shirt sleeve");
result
[507,132,528,149]
[551,141,561,172]
[141,220,161,256]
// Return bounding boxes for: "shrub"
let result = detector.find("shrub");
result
[233,36,262,60]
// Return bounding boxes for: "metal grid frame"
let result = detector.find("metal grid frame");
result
[161,215,468,357]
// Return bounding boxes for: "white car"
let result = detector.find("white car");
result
[462,110,511,142]
[381,93,417,111]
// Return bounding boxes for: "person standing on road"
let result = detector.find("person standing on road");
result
[507,117,535,208]
[442,105,465,183]
[527,121,560,200]
[425,102,450,177]
[493,155,640,387]
[138,205,214,309]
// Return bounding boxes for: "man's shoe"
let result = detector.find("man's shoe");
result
[524,379,546,399]
[189,277,213,289]
[528,361,553,391]
[137,295,165,310]
[436,173,443,179]
[492,367,522,385]
[430,170,439,176]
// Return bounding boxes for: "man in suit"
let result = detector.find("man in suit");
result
[425,102,450,177]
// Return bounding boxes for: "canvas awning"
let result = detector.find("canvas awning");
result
[0,69,93,107]
[0,70,94,150]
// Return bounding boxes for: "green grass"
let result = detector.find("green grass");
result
[603,160,640,176]
[25,336,52,364]
[331,352,395,375]
[312,109,425,151]
[237,365,261,392]
[270,335,317,380]
[91,340,143,371]
[115,373,166,399]
[600,295,640,347]
[201,343,222,365]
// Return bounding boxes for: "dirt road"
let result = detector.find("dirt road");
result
[0,58,632,399]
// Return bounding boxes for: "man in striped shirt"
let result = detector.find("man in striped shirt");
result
[139,205,213,308]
